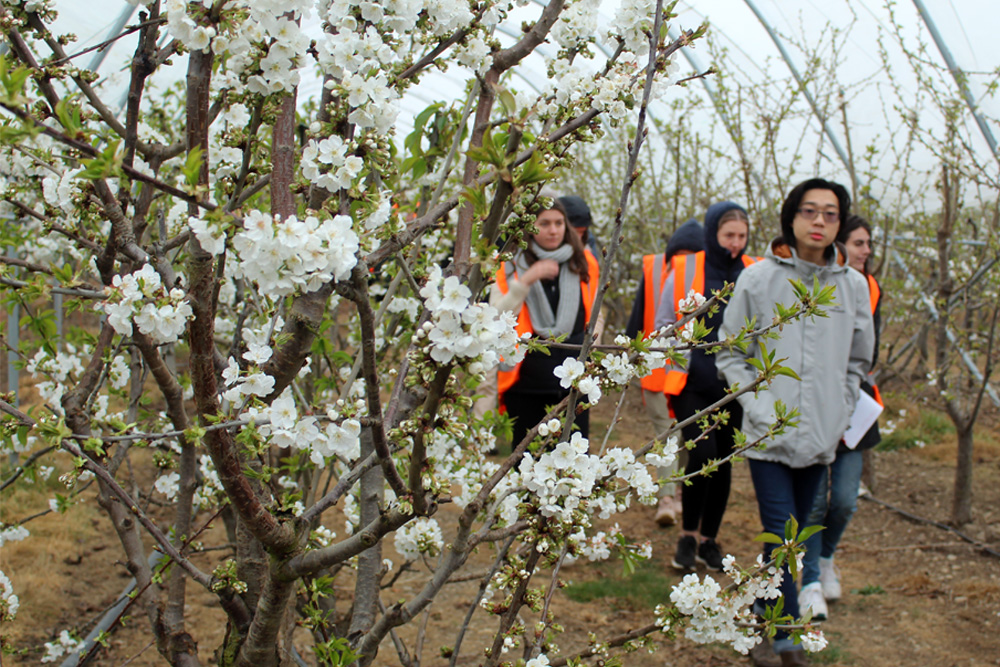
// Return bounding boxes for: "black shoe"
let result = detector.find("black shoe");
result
[671,535,697,570]
[696,538,724,571]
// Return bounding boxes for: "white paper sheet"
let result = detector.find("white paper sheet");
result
[842,390,883,449]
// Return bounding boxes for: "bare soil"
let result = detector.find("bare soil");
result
[3,390,999,666]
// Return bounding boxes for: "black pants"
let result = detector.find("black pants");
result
[672,387,742,538]
[503,390,590,451]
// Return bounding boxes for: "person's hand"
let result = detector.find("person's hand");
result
[522,259,560,285]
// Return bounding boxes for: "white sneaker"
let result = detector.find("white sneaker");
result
[800,582,828,621]
[818,556,842,601]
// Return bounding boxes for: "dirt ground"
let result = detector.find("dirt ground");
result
[2,389,999,666]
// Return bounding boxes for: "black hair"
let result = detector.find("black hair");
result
[779,178,851,249]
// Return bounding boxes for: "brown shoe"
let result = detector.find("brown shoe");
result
[748,635,781,667]
[779,649,809,666]
[654,496,677,527]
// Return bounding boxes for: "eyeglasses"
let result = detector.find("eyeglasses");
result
[797,207,840,224]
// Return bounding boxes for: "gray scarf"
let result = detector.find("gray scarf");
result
[512,241,581,338]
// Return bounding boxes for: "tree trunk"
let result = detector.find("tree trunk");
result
[951,424,974,525]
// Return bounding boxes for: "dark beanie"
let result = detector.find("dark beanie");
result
[664,219,704,261]
[559,195,592,229]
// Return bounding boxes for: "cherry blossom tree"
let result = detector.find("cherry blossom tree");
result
[0,1,831,665]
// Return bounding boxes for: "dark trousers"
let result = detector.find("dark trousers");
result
[504,391,590,451]
[748,458,825,643]
[672,388,742,538]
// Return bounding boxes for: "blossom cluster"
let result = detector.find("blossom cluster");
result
[670,572,762,653]
[193,455,226,510]
[220,210,360,300]
[163,0,217,53]
[41,167,82,215]
[394,516,444,561]
[551,336,665,407]
[0,525,29,547]
[101,264,193,345]
[24,347,85,414]
[517,433,658,523]
[551,0,600,49]
[300,135,366,194]
[424,427,504,509]
[41,630,85,663]
[673,289,708,343]
[538,10,683,125]
[154,472,180,500]
[416,266,523,371]
[165,0,313,94]
[251,390,362,467]
[610,0,657,56]
[0,569,17,621]
[219,326,280,401]
[663,551,832,656]
[568,523,652,563]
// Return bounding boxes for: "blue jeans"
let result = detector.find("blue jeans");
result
[748,459,825,652]
[801,448,864,586]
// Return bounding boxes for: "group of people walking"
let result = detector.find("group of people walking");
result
[485,180,882,666]
[628,179,880,666]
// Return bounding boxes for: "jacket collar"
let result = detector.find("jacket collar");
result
[767,238,849,271]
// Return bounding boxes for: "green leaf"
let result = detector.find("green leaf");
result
[783,515,799,542]
[496,86,517,118]
[54,98,82,136]
[411,156,427,179]
[460,184,489,218]
[0,55,32,104]
[182,145,205,188]
[465,127,505,167]
[772,366,801,380]
[796,524,825,542]
[79,140,123,180]
[83,437,105,456]
[513,151,552,187]
[754,532,783,545]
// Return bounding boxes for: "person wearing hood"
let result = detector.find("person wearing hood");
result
[653,202,758,571]
[625,219,704,527]
[715,179,875,667]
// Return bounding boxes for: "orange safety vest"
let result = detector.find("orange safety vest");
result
[867,273,884,407]
[495,253,600,402]
[639,254,671,392]
[662,251,757,396]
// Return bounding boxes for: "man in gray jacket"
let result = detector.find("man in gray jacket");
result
[715,178,875,667]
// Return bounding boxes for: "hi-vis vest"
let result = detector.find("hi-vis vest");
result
[495,253,600,400]
[867,273,884,407]
[662,251,757,396]
[639,254,671,392]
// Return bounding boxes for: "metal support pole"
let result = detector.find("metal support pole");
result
[85,5,138,74]
[911,0,999,163]
[5,241,19,466]
[742,0,854,180]
[54,291,63,347]
[59,552,164,667]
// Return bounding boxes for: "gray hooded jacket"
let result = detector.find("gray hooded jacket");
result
[715,239,875,468]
